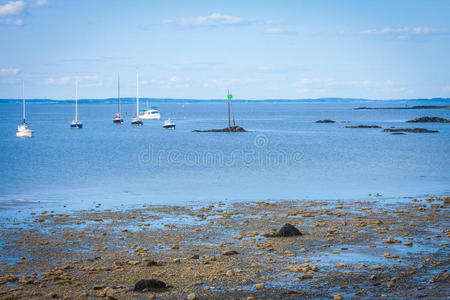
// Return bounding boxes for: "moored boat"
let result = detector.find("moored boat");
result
[70,80,83,129]
[113,75,123,124]
[163,118,175,129]
[16,81,34,138]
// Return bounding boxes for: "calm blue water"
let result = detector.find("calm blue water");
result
[0,100,449,211]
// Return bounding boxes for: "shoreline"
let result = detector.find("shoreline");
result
[0,196,449,299]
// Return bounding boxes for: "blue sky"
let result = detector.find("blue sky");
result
[0,0,449,100]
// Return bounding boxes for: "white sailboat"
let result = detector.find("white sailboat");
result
[16,81,34,138]
[70,80,83,128]
[113,75,123,124]
[131,71,143,126]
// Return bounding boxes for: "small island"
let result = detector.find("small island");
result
[345,125,381,128]
[382,128,439,133]
[193,91,247,133]
[193,126,247,133]
[316,119,336,123]
[406,116,450,123]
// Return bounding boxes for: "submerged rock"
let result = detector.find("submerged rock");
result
[406,116,450,123]
[345,125,381,128]
[134,279,170,292]
[316,119,336,123]
[264,223,302,237]
[382,128,438,133]
[193,126,247,132]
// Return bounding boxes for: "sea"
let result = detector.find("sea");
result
[0,99,449,213]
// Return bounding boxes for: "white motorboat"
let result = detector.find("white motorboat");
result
[163,118,175,129]
[139,106,161,119]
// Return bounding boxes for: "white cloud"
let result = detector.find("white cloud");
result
[360,27,409,35]
[264,27,295,35]
[163,13,250,27]
[295,88,309,93]
[360,26,445,39]
[442,86,450,92]
[33,0,48,7]
[294,78,320,86]
[170,75,181,82]
[45,76,71,85]
[79,82,103,88]
[0,67,19,75]
[0,1,25,16]
[0,17,22,25]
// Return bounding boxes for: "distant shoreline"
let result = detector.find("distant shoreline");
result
[0,97,450,104]
[355,105,450,110]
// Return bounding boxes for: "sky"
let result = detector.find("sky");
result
[0,0,449,100]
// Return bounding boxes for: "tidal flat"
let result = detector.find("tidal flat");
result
[0,196,449,299]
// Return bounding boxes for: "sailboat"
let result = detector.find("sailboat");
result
[131,71,143,126]
[70,80,83,128]
[16,81,34,138]
[113,75,123,124]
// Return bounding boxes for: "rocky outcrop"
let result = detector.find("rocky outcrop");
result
[193,126,247,132]
[345,125,381,128]
[382,128,438,133]
[264,223,302,237]
[133,279,170,292]
[316,120,336,123]
[406,116,450,123]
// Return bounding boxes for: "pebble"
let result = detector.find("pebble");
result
[253,283,264,289]
[187,292,196,300]
[334,294,343,300]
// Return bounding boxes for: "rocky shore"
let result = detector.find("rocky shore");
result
[406,116,450,123]
[344,125,381,129]
[0,196,448,299]
[382,128,439,133]
[316,120,336,123]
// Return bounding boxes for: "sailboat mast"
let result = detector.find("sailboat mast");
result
[75,80,78,122]
[136,71,139,118]
[227,89,231,129]
[22,80,25,123]
[118,75,121,115]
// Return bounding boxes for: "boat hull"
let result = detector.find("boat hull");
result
[139,113,160,120]
[163,125,176,130]
[113,119,123,124]
[131,119,143,126]
[70,123,83,129]
[16,130,33,138]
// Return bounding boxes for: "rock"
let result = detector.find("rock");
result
[253,283,265,289]
[406,116,450,123]
[334,294,343,300]
[345,125,381,128]
[222,250,238,256]
[316,119,336,123]
[382,128,438,133]
[147,260,163,266]
[190,254,200,259]
[265,223,302,237]
[187,292,196,300]
[337,263,346,268]
[133,279,170,292]
[93,284,106,290]
[193,126,247,132]
[48,292,58,298]
[226,270,234,276]
[127,260,140,265]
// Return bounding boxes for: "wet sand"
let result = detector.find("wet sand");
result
[0,196,449,299]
